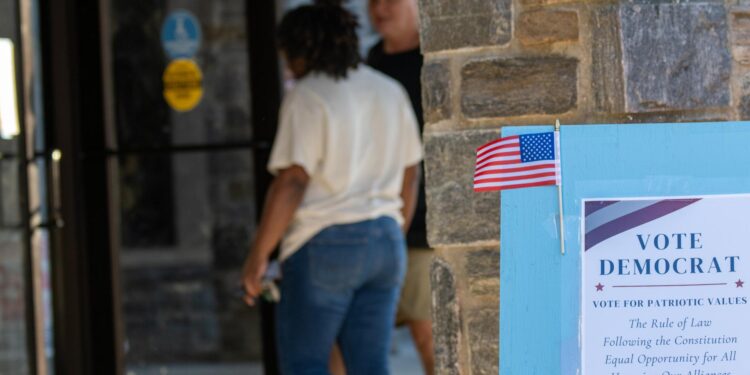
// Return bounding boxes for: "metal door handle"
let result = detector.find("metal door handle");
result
[51,149,64,228]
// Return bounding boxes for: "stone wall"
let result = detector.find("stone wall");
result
[419,1,750,373]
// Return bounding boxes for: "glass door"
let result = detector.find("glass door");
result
[0,0,55,374]
[0,23,32,374]
[101,0,271,373]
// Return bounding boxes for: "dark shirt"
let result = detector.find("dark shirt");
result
[367,40,428,248]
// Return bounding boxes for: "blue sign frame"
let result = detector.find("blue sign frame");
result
[500,122,750,374]
[161,9,202,60]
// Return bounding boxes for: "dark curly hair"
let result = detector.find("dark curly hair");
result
[277,1,361,79]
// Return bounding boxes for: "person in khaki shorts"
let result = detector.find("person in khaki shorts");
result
[368,0,434,373]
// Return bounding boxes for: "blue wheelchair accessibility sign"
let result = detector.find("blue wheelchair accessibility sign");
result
[161,10,202,59]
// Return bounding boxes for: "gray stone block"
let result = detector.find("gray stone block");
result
[518,10,579,46]
[620,3,731,112]
[422,59,452,124]
[468,308,499,375]
[431,257,461,375]
[733,11,750,46]
[625,112,729,124]
[733,45,750,65]
[468,277,499,298]
[740,75,750,120]
[520,0,575,5]
[425,129,501,247]
[466,248,500,297]
[743,95,750,120]
[591,5,625,113]
[466,248,500,279]
[461,57,578,118]
[419,0,512,52]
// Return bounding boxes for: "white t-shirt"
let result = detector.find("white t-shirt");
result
[268,65,423,261]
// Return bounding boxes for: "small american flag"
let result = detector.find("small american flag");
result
[473,131,561,192]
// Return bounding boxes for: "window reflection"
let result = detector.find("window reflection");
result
[0,39,21,140]
[118,152,259,373]
[109,0,261,372]
[0,2,30,370]
[0,159,25,359]
[110,0,252,148]
[0,230,29,375]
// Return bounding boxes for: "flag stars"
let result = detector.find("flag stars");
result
[520,132,556,162]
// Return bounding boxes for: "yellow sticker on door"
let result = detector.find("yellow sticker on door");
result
[163,59,203,112]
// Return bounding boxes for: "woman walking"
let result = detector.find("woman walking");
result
[241,2,423,374]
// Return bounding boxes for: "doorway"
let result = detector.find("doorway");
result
[101,1,280,374]
[5,1,425,374]
[12,0,282,374]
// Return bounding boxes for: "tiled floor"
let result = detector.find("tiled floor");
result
[127,327,423,375]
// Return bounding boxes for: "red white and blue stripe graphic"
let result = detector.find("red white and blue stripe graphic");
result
[474,132,561,192]
[584,198,702,251]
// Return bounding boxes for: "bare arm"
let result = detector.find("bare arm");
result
[242,165,309,304]
[400,164,421,233]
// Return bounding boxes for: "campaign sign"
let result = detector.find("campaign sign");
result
[500,122,750,375]
[582,195,749,375]
[161,10,202,59]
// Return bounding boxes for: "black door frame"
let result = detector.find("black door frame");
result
[246,2,282,373]
[38,0,281,374]
[40,0,116,373]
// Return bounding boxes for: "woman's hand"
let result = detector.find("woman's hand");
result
[242,250,268,306]
[240,165,309,306]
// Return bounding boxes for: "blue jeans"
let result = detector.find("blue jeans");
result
[276,216,406,375]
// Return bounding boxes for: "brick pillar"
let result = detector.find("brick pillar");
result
[419,1,743,374]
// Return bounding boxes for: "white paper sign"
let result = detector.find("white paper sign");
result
[582,194,750,375]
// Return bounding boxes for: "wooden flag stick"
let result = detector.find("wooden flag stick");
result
[556,119,565,255]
